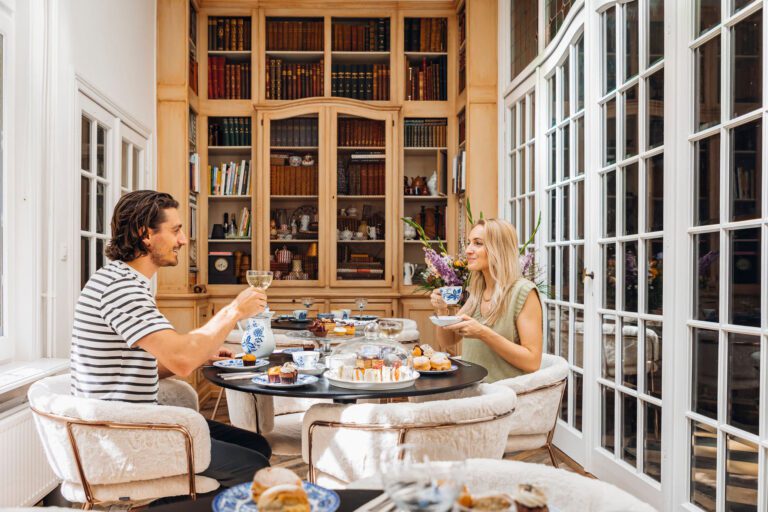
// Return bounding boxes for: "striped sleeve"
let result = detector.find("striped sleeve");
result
[99,279,174,347]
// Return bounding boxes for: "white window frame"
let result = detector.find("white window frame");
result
[0,3,15,364]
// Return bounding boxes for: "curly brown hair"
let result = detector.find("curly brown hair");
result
[105,190,179,262]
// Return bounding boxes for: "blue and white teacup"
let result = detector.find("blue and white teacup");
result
[440,286,464,305]
[293,309,308,320]
[292,351,320,369]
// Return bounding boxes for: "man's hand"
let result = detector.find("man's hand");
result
[231,287,267,320]
[206,347,235,365]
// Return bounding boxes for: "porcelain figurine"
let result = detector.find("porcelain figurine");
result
[427,171,438,196]
[403,262,416,286]
[403,217,417,240]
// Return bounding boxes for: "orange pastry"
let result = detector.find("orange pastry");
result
[267,366,281,383]
[413,356,431,372]
[251,467,302,502]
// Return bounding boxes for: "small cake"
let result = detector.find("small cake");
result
[514,484,548,512]
[257,484,310,512]
[242,353,257,366]
[371,358,384,370]
[251,467,302,502]
[332,325,348,336]
[412,345,423,356]
[345,324,356,336]
[457,485,473,508]
[364,368,382,382]
[267,366,281,383]
[470,494,515,511]
[420,344,436,358]
[430,353,451,371]
[308,320,327,337]
[279,362,299,384]
[413,356,431,372]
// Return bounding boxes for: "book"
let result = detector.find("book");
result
[208,17,251,51]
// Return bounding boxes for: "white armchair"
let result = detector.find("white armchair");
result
[302,383,517,488]
[28,374,219,509]
[496,354,569,466]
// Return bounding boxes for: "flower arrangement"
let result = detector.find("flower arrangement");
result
[401,199,549,298]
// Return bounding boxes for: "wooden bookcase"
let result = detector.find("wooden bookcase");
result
[157,0,497,404]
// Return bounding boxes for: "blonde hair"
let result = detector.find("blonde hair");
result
[461,218,522,326]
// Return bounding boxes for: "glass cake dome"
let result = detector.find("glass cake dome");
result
[326,339,415,385]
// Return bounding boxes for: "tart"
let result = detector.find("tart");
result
[251,467,302,502]
[279,362,299,384]
[514,484,548,512]
[242,353,257,366]
[267,366,281,383]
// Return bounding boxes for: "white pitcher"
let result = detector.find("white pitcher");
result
[239,311,276,358]
[403,262,416,286]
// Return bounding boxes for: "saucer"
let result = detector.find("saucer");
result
[298,363,326,376]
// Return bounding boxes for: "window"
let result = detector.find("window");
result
[546,0,575,43]
[544,34,585,433]
[506,92,536,244]
[688,2,763,509]
[511,0,538,79]
[0,33,4,339]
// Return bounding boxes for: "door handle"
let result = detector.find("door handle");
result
[583,269,594,283]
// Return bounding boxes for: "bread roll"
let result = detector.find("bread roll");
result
[251,467,302,501]
[257,484,310,512]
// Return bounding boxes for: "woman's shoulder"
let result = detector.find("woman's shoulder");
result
[510,277,537,295]
[506,278,538,314]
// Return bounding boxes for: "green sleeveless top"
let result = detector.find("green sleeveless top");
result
[461,278,538,383]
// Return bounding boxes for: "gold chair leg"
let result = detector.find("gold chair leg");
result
[546,442,559,467]
[210,387,224,420]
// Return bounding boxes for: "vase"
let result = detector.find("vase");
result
[403,262,416,286]
[403,217,417,240]
[239,312,275,358]
[427,171,438,196]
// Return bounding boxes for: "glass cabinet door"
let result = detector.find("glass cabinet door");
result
[332,109,392,287]
[265,110,323,286]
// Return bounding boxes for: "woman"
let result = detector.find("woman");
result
[430,218,543,381]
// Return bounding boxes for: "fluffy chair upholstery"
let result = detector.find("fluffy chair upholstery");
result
[157,377,200,411]
[28,374,218,505]
[496,354,568,457]
[347,458,656,512]
[225,389,331,455]
[302,383,516,487]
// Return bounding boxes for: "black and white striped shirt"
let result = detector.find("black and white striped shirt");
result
[70,260,174,403]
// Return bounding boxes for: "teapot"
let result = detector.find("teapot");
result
[340,228,354,241]
[404,262,416,286]
[275,245,292,264]
[239,311,275,358]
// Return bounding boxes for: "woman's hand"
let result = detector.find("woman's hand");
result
[441,314,487,339]
[430,288,449,314]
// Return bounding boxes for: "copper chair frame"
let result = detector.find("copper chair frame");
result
[510,377,567,467]
[30,406,197,510]
[305,407,515,484]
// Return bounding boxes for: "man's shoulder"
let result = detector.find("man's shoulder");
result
[86,262,147,298]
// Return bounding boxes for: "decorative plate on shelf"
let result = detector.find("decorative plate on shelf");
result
[212,359,269,372]
[251,374,319,388]
[212,481,340,512]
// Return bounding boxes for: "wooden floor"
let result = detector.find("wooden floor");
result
[200,390,592,477]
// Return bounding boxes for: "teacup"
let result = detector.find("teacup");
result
[331,309,349,320]
[293,309,308,321]
[292,351,320,369]
[440,286,464,305]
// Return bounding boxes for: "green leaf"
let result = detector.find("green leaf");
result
[519,212,542,255]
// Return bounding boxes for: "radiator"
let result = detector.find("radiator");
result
[0,404,59,507]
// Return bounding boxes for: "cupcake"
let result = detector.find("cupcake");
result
[251,467,302,502]
[267,366,281,383]
[279,362,299,384]
[242,353,257,366]
[514,484,548,512]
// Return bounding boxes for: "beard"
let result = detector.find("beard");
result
[149,245,179,267]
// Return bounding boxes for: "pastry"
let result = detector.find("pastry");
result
[514,484,548,512]
[420,344,436,358]
[242,353,257,366]
[457,485,472,508]
[470,494,515,511]
[251,467,302,502]
[279,362,299,384]
[345,324,356,335]
[412,345,423,356]
[413,356,431,372]
[267,366,281,383]
[308,320,327,337]
[257,483,310,512]
[430,353,451,371]
[332,325,348,336]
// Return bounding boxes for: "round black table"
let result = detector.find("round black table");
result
[204,353,488,403]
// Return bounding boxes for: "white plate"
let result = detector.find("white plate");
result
[418,364,459,375]
[298,363,327,376]
[324,371,420,390]
[213,358,269,372]
[212,481,340,512]
[251,374,319,388]
[429,315,463,327]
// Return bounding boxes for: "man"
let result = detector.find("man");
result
[71,190,270,488]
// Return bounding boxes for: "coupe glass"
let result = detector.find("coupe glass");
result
[246,270,273,290]
[380,444,464,512]
[355,297,368,318]
[302,297,314,309]
[378,319,403,339]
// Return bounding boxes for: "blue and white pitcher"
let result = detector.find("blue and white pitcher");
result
[239,311,275,358]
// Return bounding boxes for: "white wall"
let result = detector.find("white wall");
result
[44,0,157,359]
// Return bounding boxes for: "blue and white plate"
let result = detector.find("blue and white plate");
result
[252,373,319,388]
[213,358,269,372]
[212,481,340,512]
[419,364,459,375]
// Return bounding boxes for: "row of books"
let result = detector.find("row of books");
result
[266,58,324,100]
[209,118,251,147]
[208,17,251,51]
[404,119,448,147]
[339,157,386,195]
[266,19,323,51]
[331,64,390,101]
[189,54,198,95]
[404,18,448,53]
[338,118,386,147]
[271,118,318,147]
[208,58,250,99]
[406,57,447,101]
[332,19,389,51]
[270,165,319,196]
[232,207,252,238]
[209,160,252,196]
